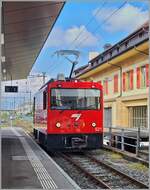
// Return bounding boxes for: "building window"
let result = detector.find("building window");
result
[125,41,128,48]
[98,59,101,64]
[123,70,133,91]
[114,74,118,93]
[139,32,143,38]
[117,46,120,52]
[141,65,146,88]
[137,64,149,89]
[126,71,130,90]
[128,106,147,128]
[91,62,94,67]
[109,52,112,57]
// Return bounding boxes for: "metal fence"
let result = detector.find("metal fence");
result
[104,126,149,156]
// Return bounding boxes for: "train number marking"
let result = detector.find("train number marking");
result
[71,114,81,121]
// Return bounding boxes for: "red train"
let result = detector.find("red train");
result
[33,77,103,151]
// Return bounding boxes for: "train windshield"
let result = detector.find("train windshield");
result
[51,88,100,110]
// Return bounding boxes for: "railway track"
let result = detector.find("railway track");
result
[30,133,148,188]
[103,145,149,166]
[59,152,148,189]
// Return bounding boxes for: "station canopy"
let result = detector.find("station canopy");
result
[1,1,65,80]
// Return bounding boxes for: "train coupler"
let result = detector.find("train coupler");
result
[71,136,87,148]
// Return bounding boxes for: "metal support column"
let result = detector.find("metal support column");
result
[109,126,112,146]
[136,125,140,156]
[121,128,124,151]
[0,3,3,188]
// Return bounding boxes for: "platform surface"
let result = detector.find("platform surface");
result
[2,127,80,189]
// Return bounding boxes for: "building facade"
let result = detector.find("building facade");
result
[75,23,149,129]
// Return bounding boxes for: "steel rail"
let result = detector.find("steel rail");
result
[59,153,111,189]
[86,154,149,189]
[61,152,148,189]
[29,133,148,189]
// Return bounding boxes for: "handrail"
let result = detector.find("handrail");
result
[104,126,149,156]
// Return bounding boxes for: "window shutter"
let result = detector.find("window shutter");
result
[123,72,126,91]
[130,70,134,90]
[146,64,149,87]
[114,74,118,93]
[136,67,140,89]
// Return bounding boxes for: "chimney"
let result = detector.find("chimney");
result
[89,52,99,61]
[103,43,112,50]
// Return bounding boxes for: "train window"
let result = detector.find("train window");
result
[51,88,100,110]
[43,91,47,110]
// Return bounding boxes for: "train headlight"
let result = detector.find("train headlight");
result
[92,122,96,127]
[56,122,61,128]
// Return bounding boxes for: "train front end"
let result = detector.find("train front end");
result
[47,80,103,151]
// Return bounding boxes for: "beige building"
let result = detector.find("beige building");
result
[75,23,149,130]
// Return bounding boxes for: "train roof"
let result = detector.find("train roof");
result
[35,78,102,97]
[39,77,82,90]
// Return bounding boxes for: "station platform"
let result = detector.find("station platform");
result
[2,127,80,189]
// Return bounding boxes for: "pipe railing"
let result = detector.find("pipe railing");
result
[103,125,149,156]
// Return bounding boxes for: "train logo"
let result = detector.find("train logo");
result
[71,113,81,121]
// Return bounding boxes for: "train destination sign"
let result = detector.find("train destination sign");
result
[5,86,18,93]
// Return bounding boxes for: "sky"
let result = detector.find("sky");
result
[2,0,149,110]
[1,76,50,110]
[30,0,149,79]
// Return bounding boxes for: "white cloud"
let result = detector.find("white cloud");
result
[45,25,99,48]
[93,3,148,33]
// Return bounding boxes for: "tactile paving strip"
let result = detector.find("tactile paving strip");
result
[11,128,57,189]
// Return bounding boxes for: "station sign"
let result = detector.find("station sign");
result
[5,86,18,93]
